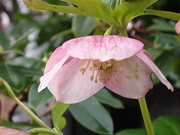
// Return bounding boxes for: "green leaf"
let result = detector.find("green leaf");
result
[147,48,164,60]
[113,0,157,25]
[2,121,37,129]
[115,129,147,135]
[7,57,43,67]
[28,83,53,110]
[0,49,24,55]
[50,29,72,41]
[152,52,174,84]
[153,115,180,135]
[62,0,115,24]
[0,31,10,50]
[72,15,97,37]
[52,102,69,131]
[154,33,180,50]
[69,97,113,134]
[23,0,87,16]
[174,58,180,77]
[15,66,43,77]
[10,29,35,49]
[0,64,26,92]
[94,88,124,109]
[100,0,120,9]
[143,9,180,21]
[148,19,176,32]
[58,117,66,130]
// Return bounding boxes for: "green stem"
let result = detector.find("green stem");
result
[1,78,50,129]
[27,128,62,135]
[50,29,72,41]
[104,24,116,35]
[118,27,128,37]
[138,98,155,135]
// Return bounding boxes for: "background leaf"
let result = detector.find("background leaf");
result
[154,33,180,50]
[94,88,124,109]
[115,129,147,135]
[153,116,180,135]
[28,83,53,110]
[69,97,113,134]
[148,18,175,32]
[0,31,10,50]
[2,121,37,129]
[0,63,26,92]
[72,15,97,37]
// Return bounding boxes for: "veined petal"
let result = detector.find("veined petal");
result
[47,58,104,104]
[62,35,144,62]
[105,55,153,99]
[44,47,68,73]
[38,54,70,92]
[136,50,174,91]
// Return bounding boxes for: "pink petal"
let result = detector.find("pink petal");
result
[136,50,174,91]
[47,58,104,104]
[105,55,153,99]
[44,47,68,73]
[38,53,70,92]
[0,127,29,135]
[175,20,180,34]
[62,35,144,62]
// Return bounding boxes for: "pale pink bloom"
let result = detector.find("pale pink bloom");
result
[38,35,173,104]
[0,127,30,135]
[175,20,180,34]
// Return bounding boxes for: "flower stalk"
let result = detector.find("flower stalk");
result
[138,98,155,135]
[119,25,155,135]
[27,128,62,135]
[0,77,50,129]
[104,24,116,35]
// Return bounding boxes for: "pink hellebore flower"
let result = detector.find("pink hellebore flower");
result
[38,35,173,104]
[175,20,180,34]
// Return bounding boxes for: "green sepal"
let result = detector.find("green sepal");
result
[142,10,180,21]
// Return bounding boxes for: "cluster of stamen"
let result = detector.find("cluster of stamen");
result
[80,59,123,83]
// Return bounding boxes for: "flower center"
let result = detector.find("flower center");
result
[80,59,122,83]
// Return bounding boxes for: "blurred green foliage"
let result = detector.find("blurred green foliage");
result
[0,0,180,134]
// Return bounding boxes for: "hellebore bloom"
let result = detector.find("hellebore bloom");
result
[38,35,173,104]
[175,20,180,34]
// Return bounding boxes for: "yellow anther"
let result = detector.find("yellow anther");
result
[80,59,124,83]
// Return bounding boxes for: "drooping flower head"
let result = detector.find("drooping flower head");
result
[38,35,173,104]
[175,20,180,34]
